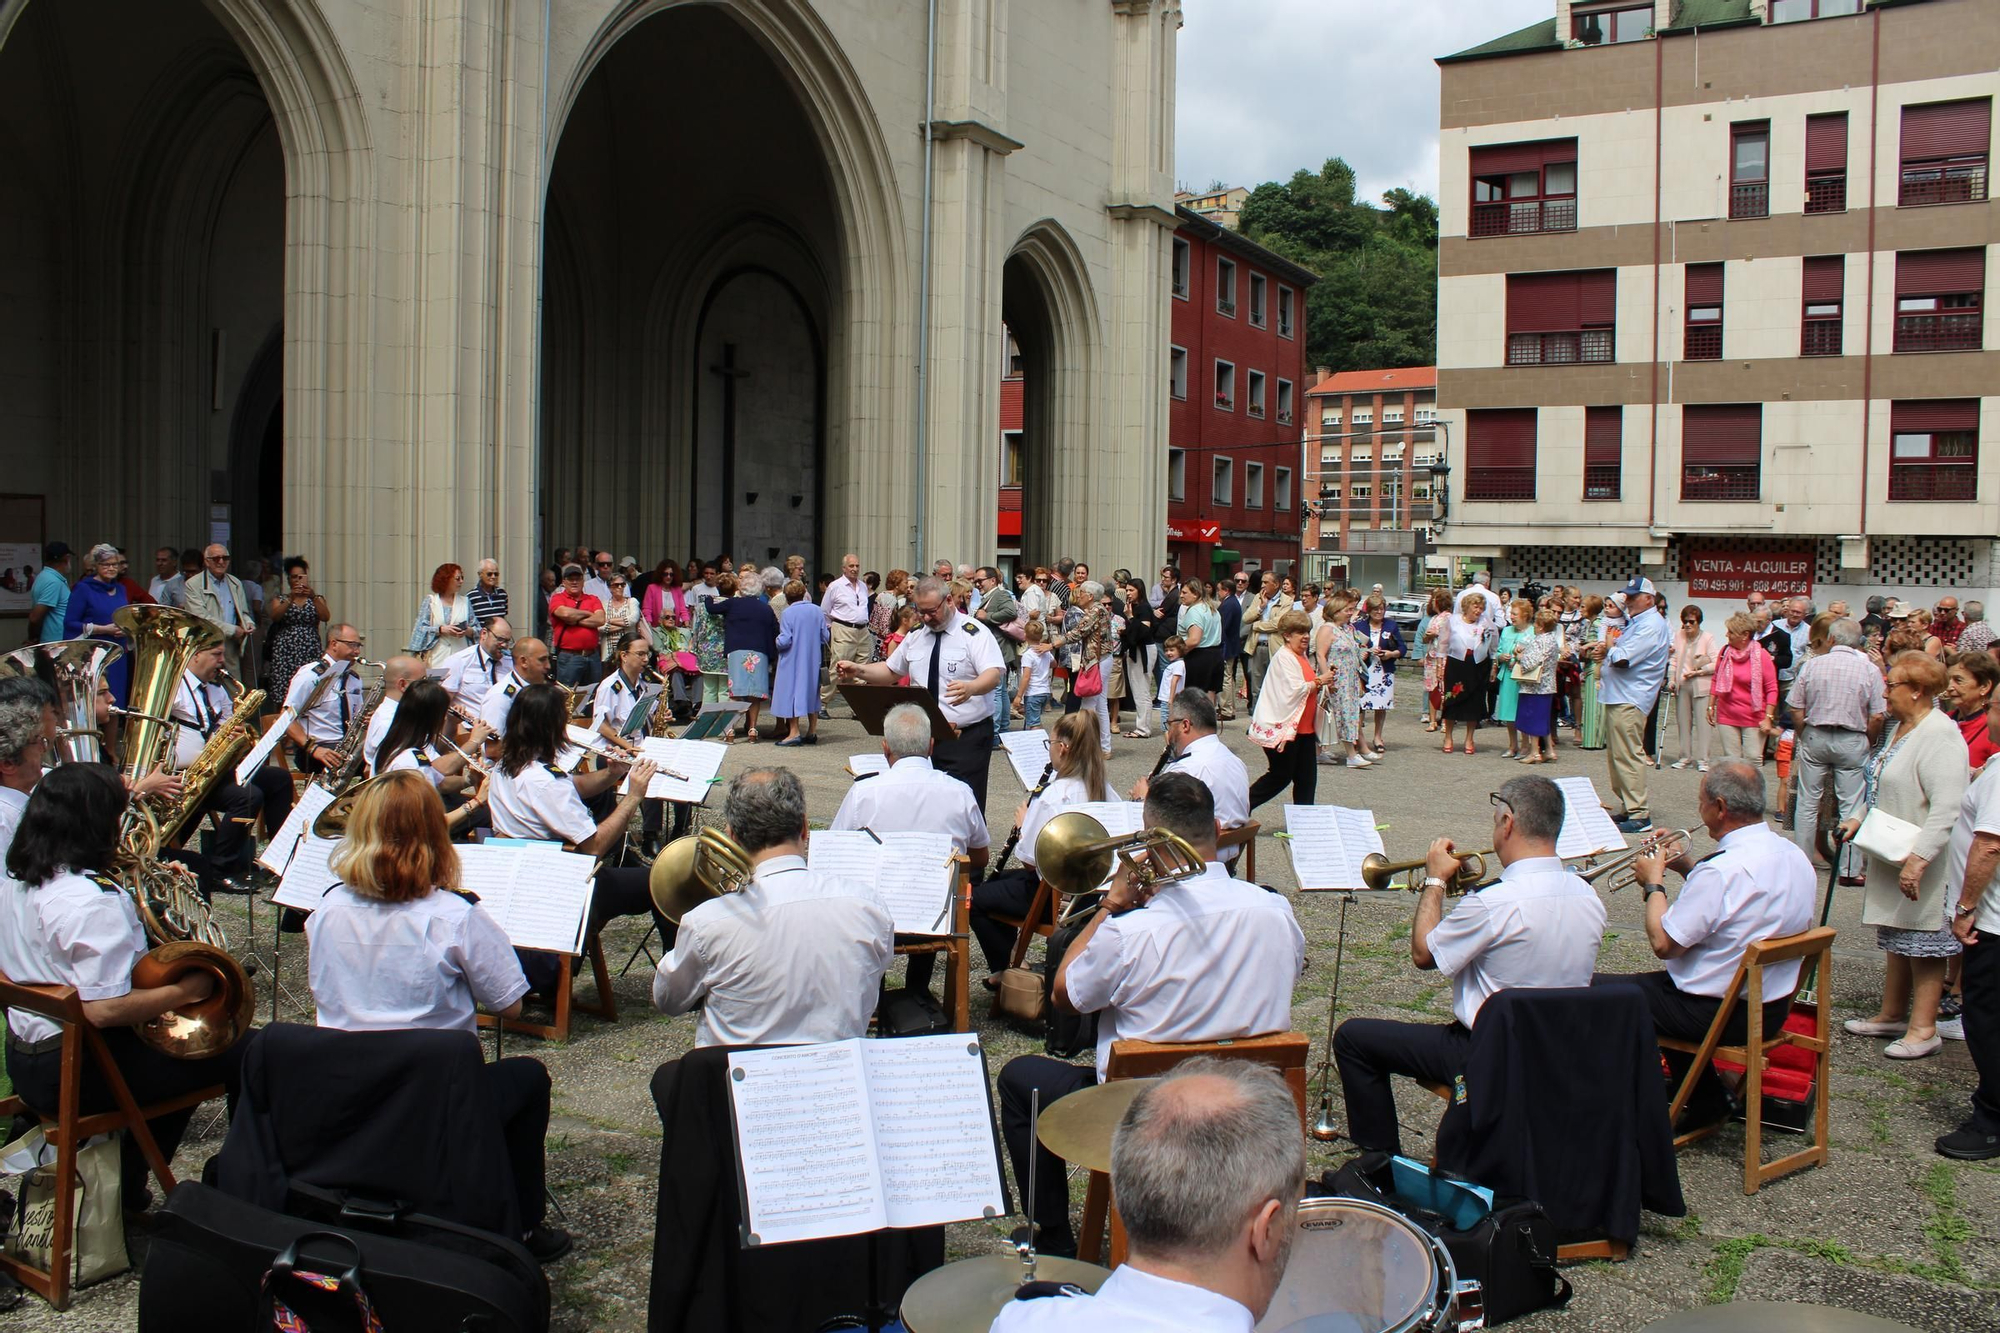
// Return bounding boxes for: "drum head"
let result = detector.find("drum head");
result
[1256,1198,1443,1333]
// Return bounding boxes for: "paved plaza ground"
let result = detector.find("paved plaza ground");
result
[16,682,2000,1329]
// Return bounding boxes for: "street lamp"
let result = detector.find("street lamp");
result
[1428,459,1451,527]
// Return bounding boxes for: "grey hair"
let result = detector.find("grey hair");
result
[1704,760,1765,819]
[882,703,932,760]
[1111,1056,1305,1261]
[1496,774,1565,844]
[1142,772,1216,850]
[1828,618,1864,649]
[1966,601,1985,624]
[0,699,45,766]
[86,542,120,566]
[724,767,807,853]
[1473,570,1491,585]
[760,566,784,592]
[1080,580,1104,601]
[0,676,57,711]
[1168,690,1217,733]
[912,575,950,604]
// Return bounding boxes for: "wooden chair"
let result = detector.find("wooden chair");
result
[892,858,973,1032]
[475,932,617,1043]
[1658,926,1834,1195]
[0,968,226,1310]
[1079,1031,1311,1267]
[1217,820,1260,881]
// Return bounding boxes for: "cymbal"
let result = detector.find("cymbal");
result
[1034,1078,1158,1172]
[901,1253,1111,1332]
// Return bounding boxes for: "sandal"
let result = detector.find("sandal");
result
[1123,729,1150,738]
[1441,743,1456,754]
[1464,742,1476,755]
[746,728,761,743]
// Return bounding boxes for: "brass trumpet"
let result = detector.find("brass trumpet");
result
[1581,828,1694,891]
[1034,812,1207,928]
[1358,847,1492,894]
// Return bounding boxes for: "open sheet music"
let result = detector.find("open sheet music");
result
[257,782,338,875]
[1553,775,1627,859]
[808,830,958,935]
[727,1035,1007,1247]
[565,724,611,755]
[1063,801,1145,838]
[450,844,598,954]
[233,707,296,786]
[997,729,1052,790]
[618,736,728,803]
[273,833,340,912]
[845,753,889,779]
[1283,804,1385,891]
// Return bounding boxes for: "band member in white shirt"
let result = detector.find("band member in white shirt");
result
[0,680,59,853]
[819,552,873,707]
[369,679,488,808]
[362,655,428,773]
[653,768,894,1046]
[836,575,1005,808]
[1601,760,1814,1127]
[170,641,295,868]
[591,632,652,758]
[284,623,367,776]
[479,637,553,741]
[1130,691,1250,866]
[997,774,1305,1255]
[303,771,568,1261]
[831,702,990,997]
[971,712,1108,978]
[1334,774,1605,1156]
[992,1060,1305,1332]
[441,618,515,725]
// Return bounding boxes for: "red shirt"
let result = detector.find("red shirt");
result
[1290,648,1319,734]
[1956,708,1998,772]
[547,591,603,654]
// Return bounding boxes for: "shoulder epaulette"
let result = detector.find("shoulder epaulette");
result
[963,620,983,635]
[544,763,566,778]
[504,682,519,696]
[85,871,123,894]
[443,887,481,905]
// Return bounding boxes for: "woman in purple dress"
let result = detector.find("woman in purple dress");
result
[772,581,831,747]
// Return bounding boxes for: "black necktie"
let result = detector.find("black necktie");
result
[927,627,942,699]
[485,652,497,683]
[338,673,351,726]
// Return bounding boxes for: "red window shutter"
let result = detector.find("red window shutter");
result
[1506,273,1579,334]
[1683,405,1762,465]
[1900,98,1992,161]
[1578,270,1616,325]
[1471,138,1577,178]
[1686,263,1724,307]
[1897,248,1987,295]
[1468,410,1537,468]
[1891,399,1980,434]
[1805,113,1848,174]
[1584,407,1622,466]
[1802,256,1844,302]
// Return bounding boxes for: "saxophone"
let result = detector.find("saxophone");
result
[131,668,269,854]
[314,660,389,792]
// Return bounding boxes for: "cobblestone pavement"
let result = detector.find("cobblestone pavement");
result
[15,684,1998,1329]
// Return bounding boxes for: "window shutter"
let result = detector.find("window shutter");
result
[1506,270,1612,333]
[1468,410,1537,469]
[1805,113,1848,174]
[1682,404,1762,465]
[1897,248,1987,295]
[1900,98,1992,160]
[1471,138,1577,178]
[1685,263,1724,307]
[1578,270,1617,325]
[1890,399,1980,434]
[1802,255,1844,302]
[1585,407,1622,466]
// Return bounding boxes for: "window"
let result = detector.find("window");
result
[1383,406,1405,425]
[1172,238,1191,299]
[1216,258,1237,317]
[1276,379,1294,426]
[1274,467,1292,510]
[1584,406,1622,500]
[1321,408,1342,428]
[1278,287,1295,338]
[1001,431,1024,487]
[1900,99,1991,206]
[1245,462,1265,509]
[1465,409,1537,501]
[1805,113,1848,213]
[1730,122,1770,219]
[1572,4,1651,45]
[1894,248,1985,353]
[1247,370,1266,418]
[1470,139,1578,236]
[1169,345,1187,399]
[1352,407,1373,426]
[1505,269,1616,364]
[1682,404,1762,501]
[1350,483,1373,501]
[1771,0,1861,20]
[1416,405,1436,425]
[1889,399,1979,501]
[1212,457,1233,506]
[1215,360,1235,410]
[1321,445,1342,465]
[1168,448,1186,501]
[1801,256,1844,357]
[1004,334,1023,378]
[1685,263,1724,361]
[1249,273,1268,328]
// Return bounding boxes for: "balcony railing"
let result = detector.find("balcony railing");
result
[1685,324,1722,361]
[1899,162,1987,207]
[1895,312,1982,353]
[1507,329,1614,365]
[1583,464,1622,500]
[1470,196,1578,237]
[1888,464,1977,502]
[1217,299,1236,317]
[1801,319,1842,358]
[1465,467,1536,501]
[1804,174,1846,214]
[1729,181,1769,219]
[1682,465,1760,502]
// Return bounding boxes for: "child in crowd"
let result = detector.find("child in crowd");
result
[1013,621,1054,732]
[888,606,919,686]
[1156,635,1187,735]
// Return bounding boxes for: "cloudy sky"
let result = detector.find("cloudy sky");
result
[1175,0,1554,206]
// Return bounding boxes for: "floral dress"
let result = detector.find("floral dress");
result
[1316,621,1363,748]
[268,595,324,700]
[1422,610,1452,704]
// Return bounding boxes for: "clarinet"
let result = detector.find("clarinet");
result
[991,759,1056,876]
[1148,741,1175,779]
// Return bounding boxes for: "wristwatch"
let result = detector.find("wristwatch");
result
[1642,881,1668,899]
[1421,876,1450,893]
[1957,902,1980,918]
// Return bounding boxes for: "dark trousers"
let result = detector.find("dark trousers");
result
[200,763,296,868]
[972,867,1039,974]
[1332,1017,1473,1156]
[997,1054,1097,1248]
[482,1057,551,1229]
[934,717,996,812]
[1248,734,1316,811]
[7,1027,243,1203]
[1593,970,1791,1121]
[1959,932,2000,1134]
[555,650,599,689]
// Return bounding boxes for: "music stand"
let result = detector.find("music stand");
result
[838,684,957,743]
[678,702,746,741]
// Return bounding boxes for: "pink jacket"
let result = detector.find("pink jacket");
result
[1710,642,1776,728]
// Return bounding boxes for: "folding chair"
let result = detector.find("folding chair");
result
[475,932,617,1043]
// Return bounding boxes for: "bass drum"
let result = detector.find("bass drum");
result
[1256,1197,1475,1333]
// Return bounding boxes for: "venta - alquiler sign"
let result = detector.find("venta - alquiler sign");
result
[1683,547,1813,599]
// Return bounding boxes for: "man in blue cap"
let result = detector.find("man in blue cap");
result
[1586,575,1671,832]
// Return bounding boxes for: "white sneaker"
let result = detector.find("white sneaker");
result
[1697,761,1710,773]
[1670,758,1691,770]
[1937,1014,1966,1041]
[1345,755,1373,768]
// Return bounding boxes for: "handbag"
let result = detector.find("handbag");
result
[4,1127,128,1286]
[992,967,1046,1023]
[1072,661,1103,698]
[1510,655,1543,685]
[1852,806,1921,864]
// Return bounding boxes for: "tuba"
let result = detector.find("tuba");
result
[113,605,225,785]
[647,825,754,923]
[1033,812,1207,928]
[111,847,257,1060]
[0,639,125,764]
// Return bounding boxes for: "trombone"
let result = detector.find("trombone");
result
[1357,847,1492,894]
[1034,812,1207,928]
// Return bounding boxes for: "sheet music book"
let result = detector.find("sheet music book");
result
[273,833,341,912]
[257,782,339,875]
[845,753,889,779]
[551,745,588,774]
[233,707,296,786]
[1283,804,1386,891]
[450,844,598,954]
[565,724,612,754]
[997,729,1052,790]
[808,830,957,935]
[1553,775,1627,859]
[1063,801,1145,839]
[618,736,728,803]
[726,1035,1007,1247]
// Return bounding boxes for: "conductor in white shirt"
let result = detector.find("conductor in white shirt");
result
[1130,691,1250,865]
[991,1059,1305,1333]
[1333,774,1606,1156]
[653,767,894,1047]
[996,774,1304,1256]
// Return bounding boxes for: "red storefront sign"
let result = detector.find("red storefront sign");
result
[1684,547,1813,598]
[1167,519,1221,543]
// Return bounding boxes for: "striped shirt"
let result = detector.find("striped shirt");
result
[467,584,509,626]
[1789,645,1886,734]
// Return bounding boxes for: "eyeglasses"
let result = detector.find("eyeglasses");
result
[595,560,611,567]
[1489,792,1512,815]
[332,637,364,648]
[207,554,231,563]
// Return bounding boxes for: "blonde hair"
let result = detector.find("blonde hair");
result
[1534,607,1560,634]
[1051,712,1109,801]
[327,771,459,903]
[1276,610,1313,639]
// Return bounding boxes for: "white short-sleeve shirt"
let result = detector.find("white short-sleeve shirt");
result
[830,756,990,852]
[1161,732,1251,858]
[486,761,596,845]
[885,611,1006,728]
[306,885,529,1033]
[990,1264,1253,1333]
[170,670,234,769]
[382,743,448,789]
[1950,762,2000,935]
[284,656,365,745]
[593,671,644,735]
[479,672,527,738]
[1660,821,1816,997]
[1017,775,1095,870]
[363,696,399,771]
[441,644,511,717]
[0,870,147,1044]
[1425,856,1606,1027]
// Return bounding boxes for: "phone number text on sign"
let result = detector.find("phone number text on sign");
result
[1684,548,1813,599]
